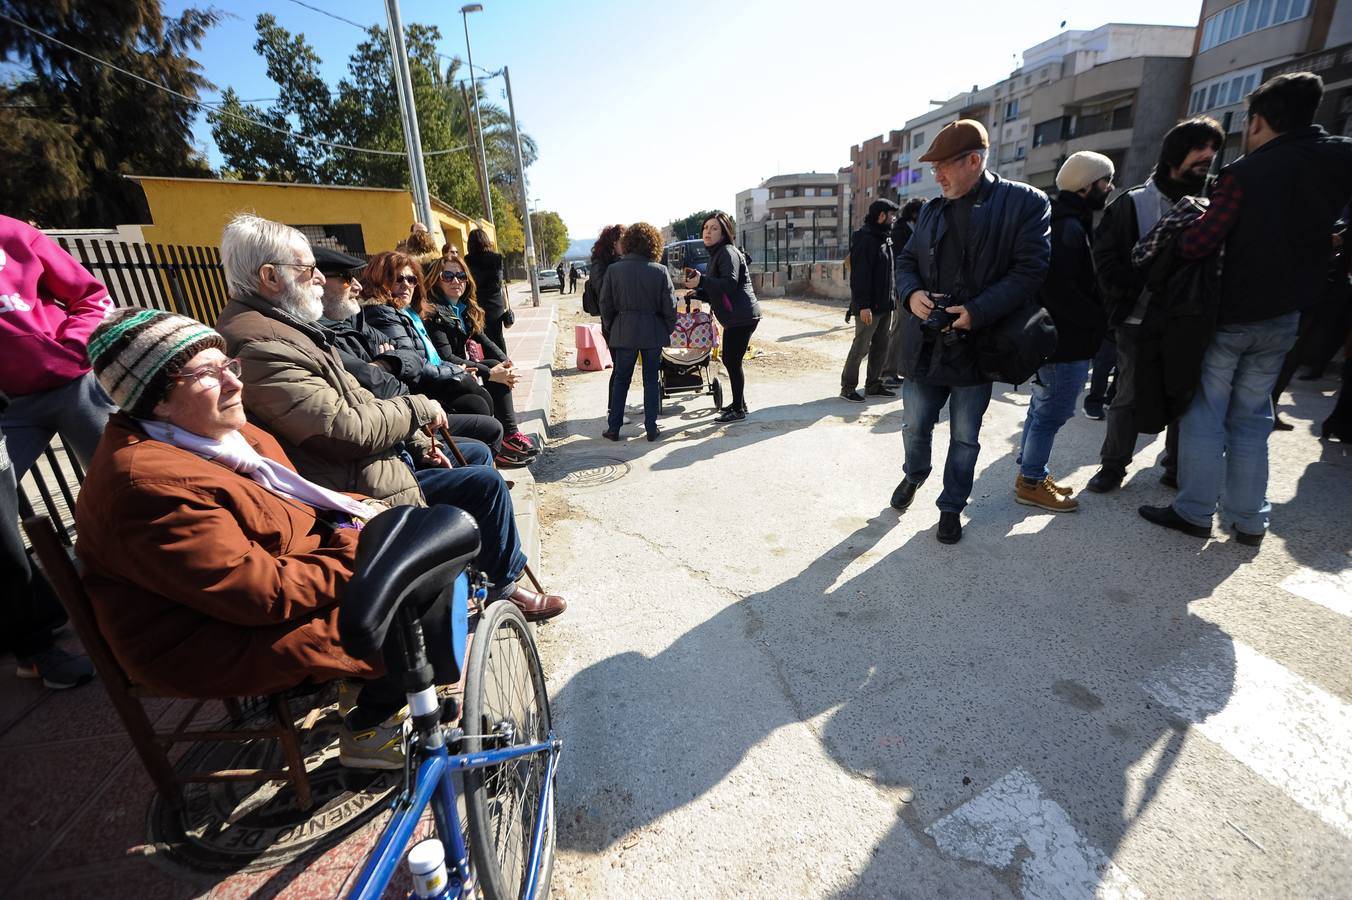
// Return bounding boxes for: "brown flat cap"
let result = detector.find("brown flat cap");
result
[918,119,990,163]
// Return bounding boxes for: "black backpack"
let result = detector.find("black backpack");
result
[581,270,601,316]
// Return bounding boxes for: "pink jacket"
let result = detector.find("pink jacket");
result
[0,215,113,397]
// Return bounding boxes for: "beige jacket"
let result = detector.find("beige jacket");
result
[216,293,438,507]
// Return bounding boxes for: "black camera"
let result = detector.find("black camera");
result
[922,305,958,333]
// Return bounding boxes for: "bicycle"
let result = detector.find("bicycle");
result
[340,505,561,899]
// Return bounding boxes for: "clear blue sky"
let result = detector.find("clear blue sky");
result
[169,0,1202,239]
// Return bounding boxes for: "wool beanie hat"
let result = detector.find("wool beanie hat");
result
[86,307,226,417]
[1056,151,1115,193]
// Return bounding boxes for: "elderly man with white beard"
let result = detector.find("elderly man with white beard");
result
[215,214,566,621]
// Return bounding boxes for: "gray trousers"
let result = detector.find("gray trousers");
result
[841,309,892,392]
[0,373,116,478]
[1099,324,1178,477]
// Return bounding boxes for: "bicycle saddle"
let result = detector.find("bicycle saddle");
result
[340,505,481,659]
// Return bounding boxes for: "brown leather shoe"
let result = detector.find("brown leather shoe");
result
[505,585,567,621]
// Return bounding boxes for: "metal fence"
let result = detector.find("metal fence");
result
[16,239,231,545]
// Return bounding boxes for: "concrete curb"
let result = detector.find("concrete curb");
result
[503,285,558,571]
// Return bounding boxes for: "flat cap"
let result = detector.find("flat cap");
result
[313,246,367,276]
[917,119,990,163]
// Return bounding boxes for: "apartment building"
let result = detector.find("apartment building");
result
[1186,0,1342,158]
[896,87,994,202]
[736,172,847,264]
[735,187,769,226]
[847,130,906,215]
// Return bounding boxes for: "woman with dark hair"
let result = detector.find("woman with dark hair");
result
[586,224,627,418]
[600,222,678,441]
[683,211,761,422]
[359,251,536,467]
[421,252,540,464]
[466,228,512,355]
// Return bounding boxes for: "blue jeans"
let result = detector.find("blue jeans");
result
[1173,313,1300,533]
[414,467,526,597]
[608,347,661,434]
[1017,360,1091,480]
[901,379,994,513]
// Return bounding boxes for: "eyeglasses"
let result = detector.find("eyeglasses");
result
[440,271,469,282]
[171,357,242,389]
[394,275,421,286]
[268,262,319,280]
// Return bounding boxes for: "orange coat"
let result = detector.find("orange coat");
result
[74,414,380,698]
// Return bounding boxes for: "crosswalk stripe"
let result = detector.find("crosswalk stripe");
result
[1142,634,1352,840]
[1279,566,1352,619]
[926,767,1143,900]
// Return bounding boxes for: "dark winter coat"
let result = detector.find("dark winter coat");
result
[465,250,506,320]
[894,171,1051,385]
[696,243,761,328]
[599,254,679,349]
[848,221,896,318]
[422,300,507,382]
[1213,125,1352,325]
[1041,190,1105,362]
[1092,173,1199,327]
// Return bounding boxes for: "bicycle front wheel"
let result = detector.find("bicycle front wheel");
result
[463,599,556,900]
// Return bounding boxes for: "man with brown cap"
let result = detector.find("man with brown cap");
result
[891,119,1052,544]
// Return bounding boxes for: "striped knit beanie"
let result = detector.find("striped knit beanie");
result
[86,308,226,417]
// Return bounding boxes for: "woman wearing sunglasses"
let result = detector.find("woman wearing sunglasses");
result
[420,253,540,463]
[359,252,536,467]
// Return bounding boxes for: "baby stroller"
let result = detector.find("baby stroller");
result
[660,295,722,411]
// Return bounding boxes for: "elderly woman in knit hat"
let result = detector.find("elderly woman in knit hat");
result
[1012,150,1115,514]
[74,307,459,770]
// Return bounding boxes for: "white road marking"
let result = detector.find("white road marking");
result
[1279,565,1352,619]
[1142,634,1352,839]
[926,767,1144,899]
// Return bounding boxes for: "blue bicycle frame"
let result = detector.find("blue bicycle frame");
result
[347,728,562,900]
[346,573,562,900]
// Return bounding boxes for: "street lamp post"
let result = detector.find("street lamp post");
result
[460,3,493,223]
[384,0,436,237]
[502,65,540,306]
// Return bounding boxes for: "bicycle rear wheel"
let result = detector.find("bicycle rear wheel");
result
[463,600,555,899]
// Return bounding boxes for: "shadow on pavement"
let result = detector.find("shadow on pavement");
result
[553,429,1245,894]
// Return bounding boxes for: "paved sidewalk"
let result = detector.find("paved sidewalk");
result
[0,285,560,899]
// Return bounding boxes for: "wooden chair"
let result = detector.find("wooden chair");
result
[22,515,321,812]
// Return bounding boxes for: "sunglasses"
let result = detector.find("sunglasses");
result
[440,271,469,282]
[394,275,420,286]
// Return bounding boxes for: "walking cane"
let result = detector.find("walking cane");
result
[430,425,548,595]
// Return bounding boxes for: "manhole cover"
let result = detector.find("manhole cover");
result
[558,455,630,488]
[146,697,398,873]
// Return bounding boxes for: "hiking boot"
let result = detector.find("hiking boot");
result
[865,385,896,397]
[839,389,866,403]
[15,647,94,690]
[1086,467,1124,494]
[339,710,410,770]
[1012,473,1072,496]
[1015,476,1079,512]
[936,512,963,544]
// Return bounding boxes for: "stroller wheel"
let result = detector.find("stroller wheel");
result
[711,378,724,412]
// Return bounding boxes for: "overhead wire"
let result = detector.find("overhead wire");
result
[0,11,469,157]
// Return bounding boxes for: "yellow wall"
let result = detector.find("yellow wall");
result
[134,178,494,254]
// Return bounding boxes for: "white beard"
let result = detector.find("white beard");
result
[279,279,324,323]
[322,294,361,322]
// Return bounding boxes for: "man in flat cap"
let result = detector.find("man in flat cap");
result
[892,119,1052,544]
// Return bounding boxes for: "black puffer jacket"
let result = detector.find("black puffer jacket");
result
[1041,191,1105,362]
[322,308,427,385]
[895,171,1051,385]
[848,221,895,318]
[422,301,507,380]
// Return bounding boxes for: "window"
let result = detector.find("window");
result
[820,187,834,196]
[1191,65,1266,113]
[1033,116,1068,147]
[804,188,815,197]
[1014,145,1026,160]
[1201,0,1311,52]
[1005,98,1021,119]
[1111,104,1133,130]
[913,130,925,148]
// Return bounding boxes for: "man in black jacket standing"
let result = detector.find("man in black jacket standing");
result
[1141,73,1352,543]
[892,120,1051,544]
[1014,152,1114,513]
[840,198,899,402]
[1087,116,1224,494]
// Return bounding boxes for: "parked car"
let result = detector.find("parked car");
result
[662,239,710,283]
[537,269,562,291]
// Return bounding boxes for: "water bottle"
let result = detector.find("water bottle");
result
[407,839,452,900]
